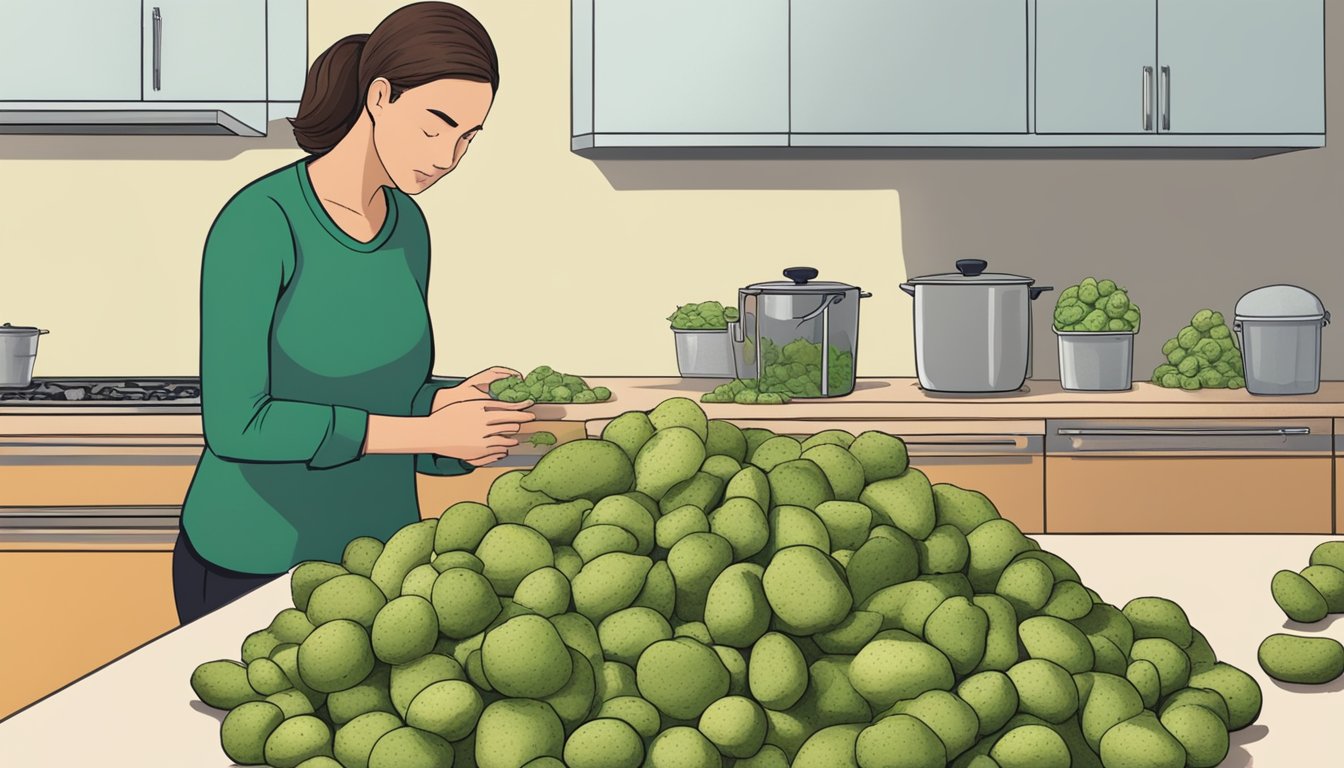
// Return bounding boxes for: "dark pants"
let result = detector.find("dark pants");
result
[172,528,285,625]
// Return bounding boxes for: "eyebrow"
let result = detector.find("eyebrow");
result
[427,109,484,133]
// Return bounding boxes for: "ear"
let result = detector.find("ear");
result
[365,77,392,116]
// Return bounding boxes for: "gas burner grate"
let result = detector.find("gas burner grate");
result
[0,379,202,402]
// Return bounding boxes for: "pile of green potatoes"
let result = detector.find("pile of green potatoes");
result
[191,397,1263,768]
[707,338,855,403]
[1150,310,1245,390]
[1053,278,1141,334]
[489,366,612,404]
[700,379,793,405]
[669,301,741,331]
[1260,541,1344,686]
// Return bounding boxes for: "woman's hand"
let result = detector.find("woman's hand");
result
[432,367,522,411]
[424,396,535,467]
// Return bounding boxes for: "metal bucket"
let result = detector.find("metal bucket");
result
[1057,330,1135,391]
[1,324,49,388]
[672,328,736,377]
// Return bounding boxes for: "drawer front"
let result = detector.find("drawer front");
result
[1047,418,1332,457]
[913,455,1044,534]
[1046,455,1332,533]
[0,465,196,507]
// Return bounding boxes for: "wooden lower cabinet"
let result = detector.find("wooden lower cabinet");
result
[1046,419,1334,533]
[0,550,178,719]
[1336,457,1343,536]
[912,454,1045,534]
[418,467,515,519]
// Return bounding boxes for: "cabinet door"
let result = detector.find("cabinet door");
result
[0,551,177,719]
[791,0,1027,134]
[1036,0,1156,134]
[143,0,266,102]
[592,0,788,134]
[0,0,141,101]
[907,440,1045,534]
[1157,0,1324,134]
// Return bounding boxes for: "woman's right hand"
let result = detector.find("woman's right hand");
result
[423,396,535,466]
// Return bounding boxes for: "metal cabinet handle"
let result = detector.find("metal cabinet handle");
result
[905,439,1023,447]
[1160,65,1171,130]
[1057,427,1310,437]
[152,7,162,92]
[1142,66,1153,131]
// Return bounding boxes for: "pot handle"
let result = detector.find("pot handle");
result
[1324,310,1332,327]
[900,284,915,297]
[1029,286,1054,300]
[38,329,49,335]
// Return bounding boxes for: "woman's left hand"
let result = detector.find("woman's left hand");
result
[432,367,522,411]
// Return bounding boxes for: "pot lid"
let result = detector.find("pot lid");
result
[0,323,46,335]
[904,259,1036,286]
[1235,284,1327,321]
[746,267,862,294]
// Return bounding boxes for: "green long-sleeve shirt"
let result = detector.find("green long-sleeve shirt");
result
[180,157,472,574]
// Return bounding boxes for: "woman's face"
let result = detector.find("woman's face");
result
[367,77,495,195]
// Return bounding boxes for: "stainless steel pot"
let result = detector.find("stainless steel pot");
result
[1,323,49,388]
[728,267,871,397]
[901,260,1051,393]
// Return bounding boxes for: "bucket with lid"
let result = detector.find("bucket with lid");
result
[1234,285,1330,396]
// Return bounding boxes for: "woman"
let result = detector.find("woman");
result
[173,2,532,624]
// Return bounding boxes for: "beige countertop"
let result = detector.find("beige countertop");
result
[1,534,1339,766]
[4,379,1344,437]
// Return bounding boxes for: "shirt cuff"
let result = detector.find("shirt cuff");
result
[416,454,476,477]
[410,376,475,475]
[308,404,369,469]
[411,376,467,417]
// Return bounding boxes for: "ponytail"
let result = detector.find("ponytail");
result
[289,4,500,156]
[289,34,369,156]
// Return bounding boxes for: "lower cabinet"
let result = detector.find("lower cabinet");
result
[0,549,178,719]
[1046,419,1334,533]
[908,437,1044,534]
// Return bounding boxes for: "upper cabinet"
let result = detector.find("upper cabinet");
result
[575,0,788,146]
[0,0,306,136]
[142,0,267,103]
[572,0,1325,157]
[1038,0,1324,136]
[0,0,143,101]
[791,0,1027,137]
[1157,0,1324,135]
[1036,0,1157,134]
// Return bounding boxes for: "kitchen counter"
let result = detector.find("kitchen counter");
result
[5,378,1344,434]
[1,534,1338,766]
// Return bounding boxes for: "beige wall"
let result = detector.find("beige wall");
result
[3,1,1340,382]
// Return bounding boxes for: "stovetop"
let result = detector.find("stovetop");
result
[0,377,201,404]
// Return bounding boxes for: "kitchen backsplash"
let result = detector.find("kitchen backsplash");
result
[1,0,1341,380]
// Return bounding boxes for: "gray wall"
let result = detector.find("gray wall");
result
[594,10,1341,381]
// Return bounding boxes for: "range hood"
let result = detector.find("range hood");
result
[0,109,263,137]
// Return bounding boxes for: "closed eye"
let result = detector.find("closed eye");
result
[423,128,439,138]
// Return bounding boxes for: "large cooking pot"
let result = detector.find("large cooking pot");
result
[901,260,1051,393]
[1,323,49,388]
[728,267,871,397]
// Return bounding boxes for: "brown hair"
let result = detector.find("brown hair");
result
[290,2,499,155]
